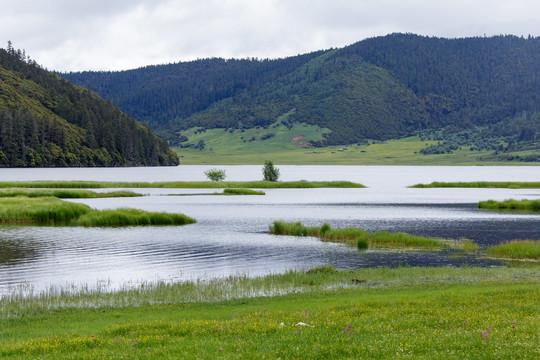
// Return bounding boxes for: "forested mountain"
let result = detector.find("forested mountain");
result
[0,45,179,167]
[63,34,540,148]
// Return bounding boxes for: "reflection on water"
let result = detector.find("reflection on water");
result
[0,165,539,294]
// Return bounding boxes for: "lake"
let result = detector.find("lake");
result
[0,165,539,295]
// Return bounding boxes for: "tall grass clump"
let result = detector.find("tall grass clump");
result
[0,188,141,199]
[478,199,540,212]
[75,208,196,227]
[486,240,540,260]
[0,197,91,223]
[269,221,475,250]
[411,181,540,189]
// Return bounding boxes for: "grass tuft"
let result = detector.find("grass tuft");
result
[222,188,265,195]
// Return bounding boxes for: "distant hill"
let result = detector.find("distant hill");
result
[0,45,179,167]
[62,34,539,151]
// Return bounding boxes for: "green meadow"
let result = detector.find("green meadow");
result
[0,266,538,359]
[172,125,538,165]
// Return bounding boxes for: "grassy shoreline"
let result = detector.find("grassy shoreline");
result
[411,181,540,188]
[1,266,538,359]
[269,221,478,251]
[0,180,365,189]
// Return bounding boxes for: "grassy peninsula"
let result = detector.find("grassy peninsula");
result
[1,266,538,359]
[478,199,540,212]
[269,221,478,251]
[411,181,540,188]
[0,188,141,199]
[0,180,364,189]
[0,197,195,227]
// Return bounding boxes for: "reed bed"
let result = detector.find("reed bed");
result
[485,240,540,260]
[410,181,540,189]
[269,221,478,251]
[478,199,540,212]
[0,180,365,189]
[0,188,141,199]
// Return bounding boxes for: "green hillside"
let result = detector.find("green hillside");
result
[62,34,540,163]
[0,45,179,167]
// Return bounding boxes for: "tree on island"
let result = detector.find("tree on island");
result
[262,160,280,182]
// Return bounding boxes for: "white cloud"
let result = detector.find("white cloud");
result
[1,0,539,71]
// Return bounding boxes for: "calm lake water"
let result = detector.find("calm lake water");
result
[0,165,539,295]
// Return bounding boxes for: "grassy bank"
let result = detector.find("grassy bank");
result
[485,240,540,261]
[0,197,195,227]
[0,188,141,198]
[269,221,478,251]
[411,181,540,188]
[222,188,265,195]
[478,199,540,212]
[0,267,538,359]
[0,180,364,189]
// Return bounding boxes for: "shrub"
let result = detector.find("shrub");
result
[204,168,226,182]
[262,160,280,182]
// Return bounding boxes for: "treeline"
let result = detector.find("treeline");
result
[0,45,179,167]
[62,34,540,147]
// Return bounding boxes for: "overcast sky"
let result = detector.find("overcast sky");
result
[2,0,539,72]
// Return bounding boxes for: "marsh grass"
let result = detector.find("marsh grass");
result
[0,197,91,223]
[411,181,540,189]
[0,197,195,227]
[269,221,478,251]
[0,188,141,199]
[0,267,538,360]
[485,240,540,260]
[222,188,265,195]
[478,199,540,212]
[0,180,365,189]
[75,208,196,227]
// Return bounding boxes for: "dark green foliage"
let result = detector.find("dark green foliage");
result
[357,238,369,249]
[262,160,280,181]
[0,46,179,167]
[62,34,539,150]
[204,168,226,181]
[306,265,338,274]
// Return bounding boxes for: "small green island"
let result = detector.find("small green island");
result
[478,199,540,212]
[410,181,540,189]
[269,221,478,251]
